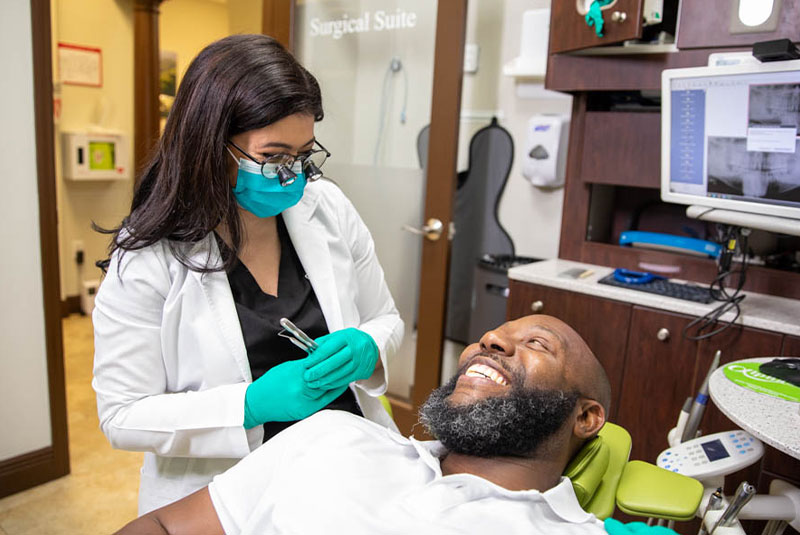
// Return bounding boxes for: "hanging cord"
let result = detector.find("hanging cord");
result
[683,226,750,341]
[373,57,407,165]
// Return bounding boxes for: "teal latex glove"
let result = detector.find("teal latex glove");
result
[243,358,347,429]
[585,0,614,37]
[303,328,379,390]
[604,519,679,535]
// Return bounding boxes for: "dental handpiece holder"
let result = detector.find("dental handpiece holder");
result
[662,427,800,534]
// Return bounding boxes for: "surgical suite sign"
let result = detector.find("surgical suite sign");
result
[308,9,418,39]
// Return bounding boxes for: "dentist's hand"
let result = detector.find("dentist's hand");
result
[243,358,347,429]
[604,519,678,535]
[303,328,379,390]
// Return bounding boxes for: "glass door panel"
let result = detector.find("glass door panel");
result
[294,1,438,402]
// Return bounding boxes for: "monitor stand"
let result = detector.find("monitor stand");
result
[687,205,800,237]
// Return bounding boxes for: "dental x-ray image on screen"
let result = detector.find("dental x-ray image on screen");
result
[707,136,800,204]
[748,83,800,129]
[661,60,800,220]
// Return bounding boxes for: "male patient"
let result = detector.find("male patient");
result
[118,314,612,535]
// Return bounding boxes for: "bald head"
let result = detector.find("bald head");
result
[537,315,611,417]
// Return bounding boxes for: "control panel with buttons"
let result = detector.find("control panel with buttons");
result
[656,430,764,479]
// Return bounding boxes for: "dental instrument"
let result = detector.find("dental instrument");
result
[278,317,319,353]
[668,397,693,446]
[682,350,721,442]
[698,487,723,535]
[709,481,756,535]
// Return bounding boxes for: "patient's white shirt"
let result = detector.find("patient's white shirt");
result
[209,410,606,535]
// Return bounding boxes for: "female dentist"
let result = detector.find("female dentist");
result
[92,34,403,515]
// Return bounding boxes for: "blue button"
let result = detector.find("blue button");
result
[736,445,742,448]
[733,439,739,443]
[740,451,746,454]
[729,433,735,437]
[665,465,671,469]
[666,452,671,455]
[673,469,679,472]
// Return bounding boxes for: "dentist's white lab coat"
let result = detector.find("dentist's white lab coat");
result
[92,179,404,515]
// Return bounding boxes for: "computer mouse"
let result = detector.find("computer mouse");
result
[759,358,800,388]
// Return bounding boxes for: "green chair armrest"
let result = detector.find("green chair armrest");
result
[615,460,703,521]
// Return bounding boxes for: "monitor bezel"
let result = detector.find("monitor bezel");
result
[661,59,800,221]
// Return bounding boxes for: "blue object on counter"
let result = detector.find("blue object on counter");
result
[619,231,722,259]
[613,268,665,285]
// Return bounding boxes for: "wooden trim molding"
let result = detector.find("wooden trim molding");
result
[0,448,60,499]
[133,0,163,180]
[2,0,72,499]
[262,0,294,52]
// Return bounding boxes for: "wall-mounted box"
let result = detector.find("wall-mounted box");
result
[61,131,130,181]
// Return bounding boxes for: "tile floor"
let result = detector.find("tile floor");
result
[0,315,141,534]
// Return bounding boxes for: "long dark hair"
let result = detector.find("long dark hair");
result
[97,34,323,272]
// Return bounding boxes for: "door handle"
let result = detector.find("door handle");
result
[402,218,444,241]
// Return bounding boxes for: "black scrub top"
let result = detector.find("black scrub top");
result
[218,216,362,442]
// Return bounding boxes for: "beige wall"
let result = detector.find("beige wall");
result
[52,0,135,301]
[160,0,231,86]
[228,0,263,35]
[0,0,52,461]
[495,0,573,259]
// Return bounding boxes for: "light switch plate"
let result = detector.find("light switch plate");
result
[464,43,479,73]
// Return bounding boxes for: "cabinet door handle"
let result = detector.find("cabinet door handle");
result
[611,11,627,22]
[531,300,544,313]
[657,328,670,341]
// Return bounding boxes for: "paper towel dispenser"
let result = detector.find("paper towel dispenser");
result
[521,114,570,188]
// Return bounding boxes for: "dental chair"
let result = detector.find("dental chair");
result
[566,422,704,522]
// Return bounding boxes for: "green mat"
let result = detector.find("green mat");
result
[723,362,800,402]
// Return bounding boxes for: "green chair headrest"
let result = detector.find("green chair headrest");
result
[563,436,610,508]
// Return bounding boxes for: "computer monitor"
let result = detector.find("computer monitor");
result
[661,59,800,222]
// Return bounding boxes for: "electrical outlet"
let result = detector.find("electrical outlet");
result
[464,43,479,74]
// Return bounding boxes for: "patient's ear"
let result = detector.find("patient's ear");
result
[572,399,606,439]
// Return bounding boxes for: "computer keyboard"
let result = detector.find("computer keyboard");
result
[598,273,713,304]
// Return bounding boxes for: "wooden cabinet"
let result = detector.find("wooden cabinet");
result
[508,279,800,530]
[784,335,800,356]
[549,0,644,54]
[677,1,800,49]
[544,0,800,302]
[615,307,698,463]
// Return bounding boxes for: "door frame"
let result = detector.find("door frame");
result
[0,0,70,499]
[286,1,469,434]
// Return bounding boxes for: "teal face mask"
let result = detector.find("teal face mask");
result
[231,156,306,218]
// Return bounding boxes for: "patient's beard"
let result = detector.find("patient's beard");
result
[419,374,579,458]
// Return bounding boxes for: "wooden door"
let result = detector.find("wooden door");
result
[507,280,631,419]
[549,0,644,54]
[290,1,468,435]
[615,306,699,463]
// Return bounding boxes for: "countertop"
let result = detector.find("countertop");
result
[508,259,800,337]
[709,357,800,459]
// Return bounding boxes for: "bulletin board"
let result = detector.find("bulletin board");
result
[58,43,102,87]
